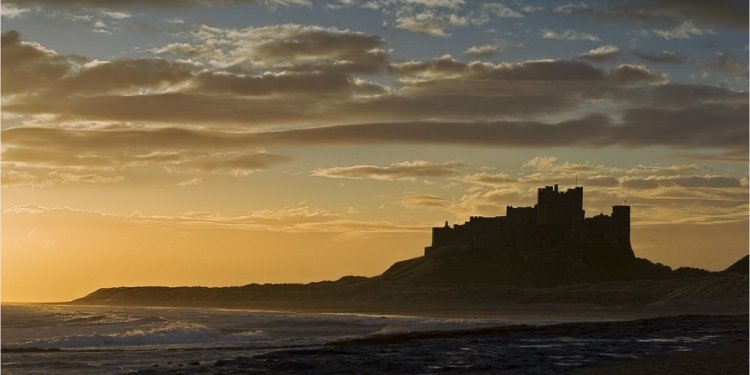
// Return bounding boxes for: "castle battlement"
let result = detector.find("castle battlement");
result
[425,185,630,255]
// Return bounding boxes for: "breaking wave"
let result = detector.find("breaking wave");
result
[7,322,268,349]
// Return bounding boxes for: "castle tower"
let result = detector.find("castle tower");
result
[536,185,585,224]
[611,205,630,245]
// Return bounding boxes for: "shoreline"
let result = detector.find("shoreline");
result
[4,303,747,374]
[127,313,749,374]
[22,301,749,324]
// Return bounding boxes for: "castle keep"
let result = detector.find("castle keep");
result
[425,185,630,255]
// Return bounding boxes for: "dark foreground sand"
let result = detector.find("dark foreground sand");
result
[132,314,748,375]
[574,334,748,375]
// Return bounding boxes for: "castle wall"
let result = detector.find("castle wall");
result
[425,185,630,255]
[429,217,508,249]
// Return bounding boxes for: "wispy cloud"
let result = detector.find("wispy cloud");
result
[395,10,467,37]
[464,44,499,57]
[312,160,464,181]
[400,193,452,209]
[1,3,30,18]
[541,29,600,41]
[652,21,712,40]
[578,45,620,61]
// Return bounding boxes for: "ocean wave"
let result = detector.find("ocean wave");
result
[228,330,267,338]
[7,321,276,350]
[8,322,218,349]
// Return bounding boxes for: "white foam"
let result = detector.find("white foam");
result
[12,322,217,349]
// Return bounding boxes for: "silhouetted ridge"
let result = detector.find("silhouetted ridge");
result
[723,255,749,274]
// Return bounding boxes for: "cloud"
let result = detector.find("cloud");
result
[188,71,387,97]
[670,149,748,164]
[628,0,745,29]
[3,0,311,9]
[464,44,499,57]
[400,193,451,209]
[616,106,747,149]
[458,172,516,187]
[2,146,113,167]
[478,3,523,19]
[5,101,746,155]
[391,56,605,82]
[580,176,620,187]
[99,10,131,18]
[1,4,30,18]
[3,93,322,125]
[1,31,74,95]
[521,5,544,13]
[455,186,529,217]
[1,167,125,187]
[632,49,686,64]
[188,152,291,174]
[2,31,390,124]
[131,151,185,165]
[652,21,711,40]
[541,29,600,41]
[620,176,741,190]
[61,58,195,95]
[176,177,203,187]
[622,83,746,107]
[152,24,389,73]
[641,0,748,29]
[2,31,197,96]
[469,3,524,25]
[2,33,745,168]
[560,0,747,30]
[47,171,126,185]
[3,203,429,235]
[555,2,588,14]
[578,45,620,62]
[394,10,467,37]
[697,52,745,74]
[312,160,464,181]
[6,32,737,133]
[46,11,114,33]
[609,64,668,84]
[1,125,293,182]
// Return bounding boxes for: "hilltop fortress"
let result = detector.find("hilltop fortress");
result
[425,185,631,255]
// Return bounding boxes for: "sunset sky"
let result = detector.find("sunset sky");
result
[2,0,748,302]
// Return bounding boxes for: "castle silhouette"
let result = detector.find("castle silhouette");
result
[425,184,630,255]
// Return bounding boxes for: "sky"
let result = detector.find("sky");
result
[1,0,748,302]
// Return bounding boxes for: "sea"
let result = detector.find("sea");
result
[1,303,520,374]
[1,303,734,374]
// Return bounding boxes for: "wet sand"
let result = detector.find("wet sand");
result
[574,333,748,375]
[132,314,749,374]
